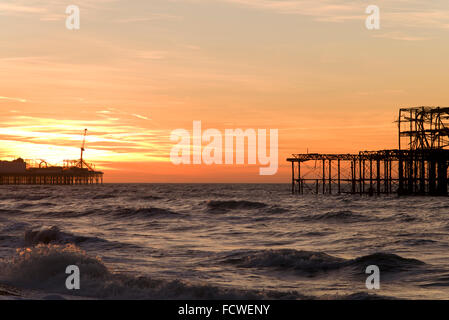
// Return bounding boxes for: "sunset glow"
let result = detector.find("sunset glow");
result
[1,0,448,182]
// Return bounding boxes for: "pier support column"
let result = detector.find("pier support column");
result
[291,162,295,194]
[420,158,425,194]
[338,159,341,194]
[376,160,381,195]
[351,160,356,194]
[322,160,326,194]
[429,160,436,195]
[369,159,373,195]
[398,157,404,195]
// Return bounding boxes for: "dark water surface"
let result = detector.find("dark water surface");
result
[1,184,448,299]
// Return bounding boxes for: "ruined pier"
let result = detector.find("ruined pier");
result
[288,107,449,196]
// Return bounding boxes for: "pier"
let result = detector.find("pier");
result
[0,129,104,185]
[0,159,104,185]
[288,107,449,196]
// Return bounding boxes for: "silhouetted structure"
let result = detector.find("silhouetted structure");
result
[0,129,103,185]
[0,158,27,173]
[288,107,449,196]
[0,159,103,185]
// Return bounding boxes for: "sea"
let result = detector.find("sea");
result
[0,183,448,300]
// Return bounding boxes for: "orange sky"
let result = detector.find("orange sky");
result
[1,0,448,182]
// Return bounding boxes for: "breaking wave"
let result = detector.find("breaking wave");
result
[1,244,108,289]
[0,244,309,300]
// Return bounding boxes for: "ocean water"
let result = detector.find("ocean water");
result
[0,183,449,300]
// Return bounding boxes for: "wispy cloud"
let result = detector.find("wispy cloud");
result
[207,0,449,31]
[373,32,431,41]
[0,3,45,14]
[0,96,27,103]
[115,13,181,23]
[215,0,364,22]
[132,114,149,120]
[0,0,118,20]
[0,113,171,166]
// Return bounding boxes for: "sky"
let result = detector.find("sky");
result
[0,0,448,182]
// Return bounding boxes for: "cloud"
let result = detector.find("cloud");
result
[372,32,431,42]
[0,113,172,166]
[132,114,149,120]
[206,0,449,31]
[115,13,181,23]
[217,0,364,22]
[2,0,449,33]
[0,96,27,103]
[0,3,46,14]
[96,108,151,121]
[0,0,119,20]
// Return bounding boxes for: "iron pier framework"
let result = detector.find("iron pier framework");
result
[288,107,449,196]
[0,159,103,185]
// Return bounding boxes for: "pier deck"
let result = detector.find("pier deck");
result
[0,170,104,185]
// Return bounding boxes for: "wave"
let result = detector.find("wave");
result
[303,210,369,222]
[222,249,425,274]
[0,209,13,215]
[91,194,116,200]
[349,252,425,271]
[338,292,396,300]
[262,206,289,214]
[37,210,98,218]
[1,222,30,233]
[0,284,21,298]
[24,226,108,246]
[36,206,182,220]
[394,239,437,246]
[114,207,181,219]
[396,213,420,223]
[222,249,346,273]
[1,244,108,288]
[0,244,310,300]
[0,194,51,201]
[207,200,267,212]
[419,272,449,288]
[14,203,37,209]
[136,195,163,201]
